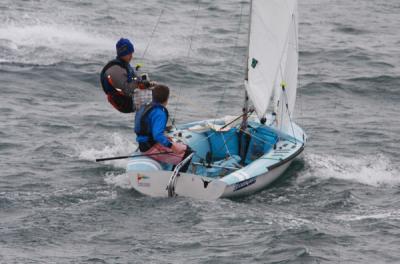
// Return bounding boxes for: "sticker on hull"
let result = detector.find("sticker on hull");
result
[137,174,150,187]
[233,177,256,191]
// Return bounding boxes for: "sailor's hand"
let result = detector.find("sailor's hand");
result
[135,64,142,71]
[138,80,151,89]
[171,142,187,155]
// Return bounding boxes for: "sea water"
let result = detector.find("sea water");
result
[1,0,399,263]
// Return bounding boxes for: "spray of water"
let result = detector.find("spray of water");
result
[78,133,137,168]
[104,171,131,189]
[0,23,114,65]
[76,133,137,189]
[299,153,399,187]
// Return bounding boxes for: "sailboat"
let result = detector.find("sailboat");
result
[126,0,306,200]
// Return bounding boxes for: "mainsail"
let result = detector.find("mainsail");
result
[246,0,299,133]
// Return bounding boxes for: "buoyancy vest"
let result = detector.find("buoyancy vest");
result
[134,102,169,146]
[100,58,136,113]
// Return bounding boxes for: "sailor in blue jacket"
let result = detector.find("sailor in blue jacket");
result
[135,85,191,169]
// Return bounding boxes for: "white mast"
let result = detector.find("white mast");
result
[241,0,253,124]
[239,0,253,160]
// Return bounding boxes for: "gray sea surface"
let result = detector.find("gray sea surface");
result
[1,0,399,263]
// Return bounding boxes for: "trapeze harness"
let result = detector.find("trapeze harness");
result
[100,58,136,113]
[135,102,169,152]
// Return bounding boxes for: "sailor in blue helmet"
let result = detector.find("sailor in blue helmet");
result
[100,38,154,113]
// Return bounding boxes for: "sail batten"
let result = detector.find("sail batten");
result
[246,0,298,126]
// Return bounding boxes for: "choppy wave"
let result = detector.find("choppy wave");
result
[346,75,400,95]
[299,153,400,187]
[335,210,400,222]
[104,172,131,189]
[77,133,137,169]
[332,23,370,35]
[1,0,400,263]
[0,23,114,65]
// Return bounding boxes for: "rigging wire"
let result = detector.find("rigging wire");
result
[214,1,245,119]
[172,0,202,124]
[139,9,165,61]
[274,13,299,139]
[282,88,298,144]
[292,14,305,134]
[280,90,285,130]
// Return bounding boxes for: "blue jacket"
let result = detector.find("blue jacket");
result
[135,103,172,148]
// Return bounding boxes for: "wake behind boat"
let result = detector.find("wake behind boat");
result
[127,0,306,200]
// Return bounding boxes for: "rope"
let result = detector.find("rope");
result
[202,111,253,163]
[237,126,278,149]
[176,117,242,162]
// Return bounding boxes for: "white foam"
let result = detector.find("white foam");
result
[335,210,400,221]
[104,171,131,189]
[0,23,114,64]
[299,153,399,187]
[78,133,137,169]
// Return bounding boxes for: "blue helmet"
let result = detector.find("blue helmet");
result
[116,38,134,57]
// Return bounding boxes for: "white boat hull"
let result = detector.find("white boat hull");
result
[127,145,304,200]
[221,148,304,198]
[128,170,227,200]
[126,117,306,200]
